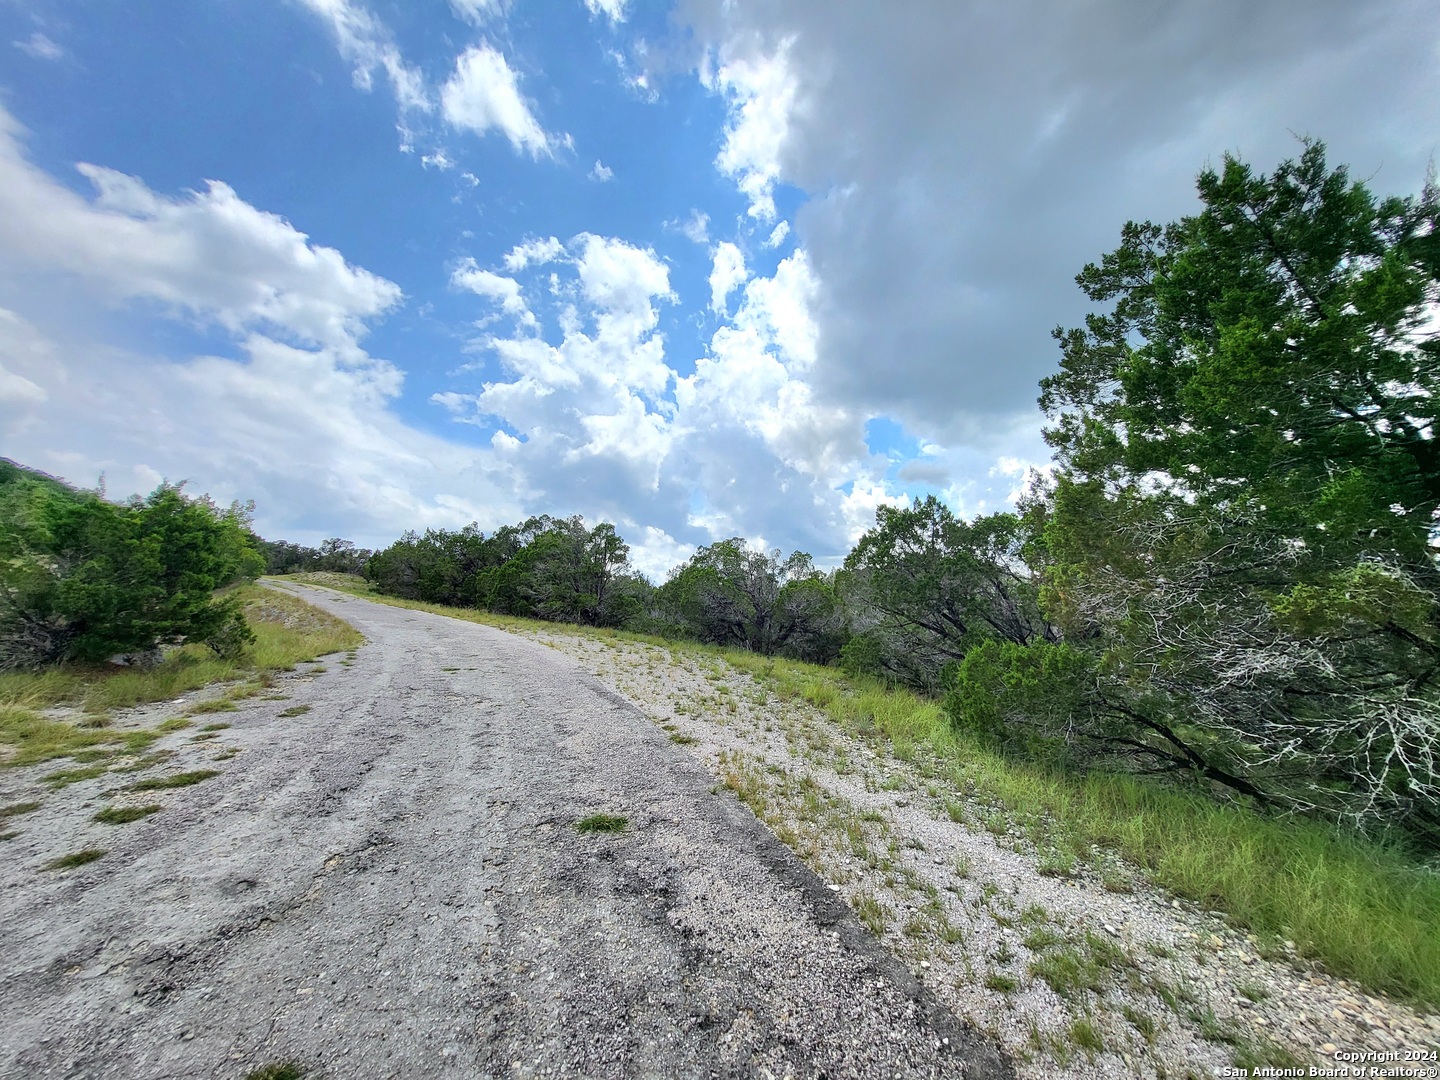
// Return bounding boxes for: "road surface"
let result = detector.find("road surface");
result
[0,584,1013,1079]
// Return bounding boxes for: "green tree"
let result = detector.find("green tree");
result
[1007,142,1440,841]
[841,497,1056,690]
[1,465,263,667]
[661,539,843,661]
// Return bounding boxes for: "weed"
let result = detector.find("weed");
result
[185,699,238,715]
[43,849,106,871]
[128,770,220,791]
[984,972,1019,992]
[575,814,628,834]
[852,891,890,936]
[1231,1037,1305,1071]
[1069,1017,1104,1055]
[93,804,162,824]
[0,801,42,820]
[1237,981,1269,1003]
[278,705,311,718]
[0,830,17,841]
[1022,926,1064,952]
[669,733,697,745]
[246,1063,307,1080]
[213,747,241,761]
[43,764,109,787]
[200,722,232,732]
[1122,1005,1158,1043]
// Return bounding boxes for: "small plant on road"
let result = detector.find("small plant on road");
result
[247,1063,306,1080]
[43,849,105,871]
[575,814,628,833]
[128,769,220,791]
[93,805,162,824]
[278,705,310,717]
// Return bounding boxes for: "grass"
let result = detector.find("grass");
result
[127,769,220,791]
[278,705,311,718]
[0,800,42,820]
[983,972,1019,993]
[93,804,162,824]
[273,573,1440,1010]
[246,1064,306,1080]
[0,585,361,771]
[575,813,628,833]
[43,848,106,871]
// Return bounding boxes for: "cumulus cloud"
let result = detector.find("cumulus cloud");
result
[503,235,565,272]
[441,44,561,157]
[590,159,614,182]
[0,104,522,544]
[764,220,791,248]
[680,0,1440,476]
[0,108,400,357]
[451,260,537,329]
[702,37,798,222]
[707,241,747,314]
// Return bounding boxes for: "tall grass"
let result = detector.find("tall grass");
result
[0,585,361,767]
[274,576,1440,1008]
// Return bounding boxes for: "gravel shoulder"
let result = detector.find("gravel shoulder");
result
[504,620,1440,1079]
[0,584,1011,1080]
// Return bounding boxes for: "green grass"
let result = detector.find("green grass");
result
[0,586,361,773]
[93,804,162,824]
[0,800,42,820]
[575,813,628,833]
[277,705,311,718]
[272,574,1440,1010]
[983,972,1019,993]
[246,1063,306,1080]
[127,769,220,791]
[43,848,106,871]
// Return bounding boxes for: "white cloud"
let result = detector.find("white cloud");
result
[296,0,430,115]
[421,149,455,170]
[441,44,560,157]
[703,38,798,222]
[449,0,509,24]
[502,235,565,272]
[764,220,791,248]
[573,232,672,325]
[0,105,523,545]
[678,209,710,244]
[627,525,694,581]
[12,32,63,61]
[450,260,536,329]
[584,0,629,24]
[0,108,400,356]
[708,241,747,314]
[590,159,614,182]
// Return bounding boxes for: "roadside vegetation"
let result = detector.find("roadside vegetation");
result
[0,585,361,770]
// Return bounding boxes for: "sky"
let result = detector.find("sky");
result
[0,1,1436,579]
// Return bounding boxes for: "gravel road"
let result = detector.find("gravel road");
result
[0,585,1013,1079]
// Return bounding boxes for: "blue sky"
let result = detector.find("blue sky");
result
[1,0,1436,577]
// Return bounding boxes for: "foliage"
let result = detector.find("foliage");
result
[258,537,371,576]
[841,497,1056,690]
[1,461,264,668]
[658,539,844,662]
[1017,141,1440,843]
[363,515,650,628]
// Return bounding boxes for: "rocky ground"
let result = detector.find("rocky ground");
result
[508,623,1440,1080]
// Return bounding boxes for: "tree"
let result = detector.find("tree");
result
[1,465,264,668]
[841,498,1056,690]
[660,540,844,661]
[1009,142,1440,842]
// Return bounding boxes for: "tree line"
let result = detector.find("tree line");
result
[4,141,1433,848]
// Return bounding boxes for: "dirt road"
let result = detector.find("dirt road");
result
[0,585,1012,1079]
